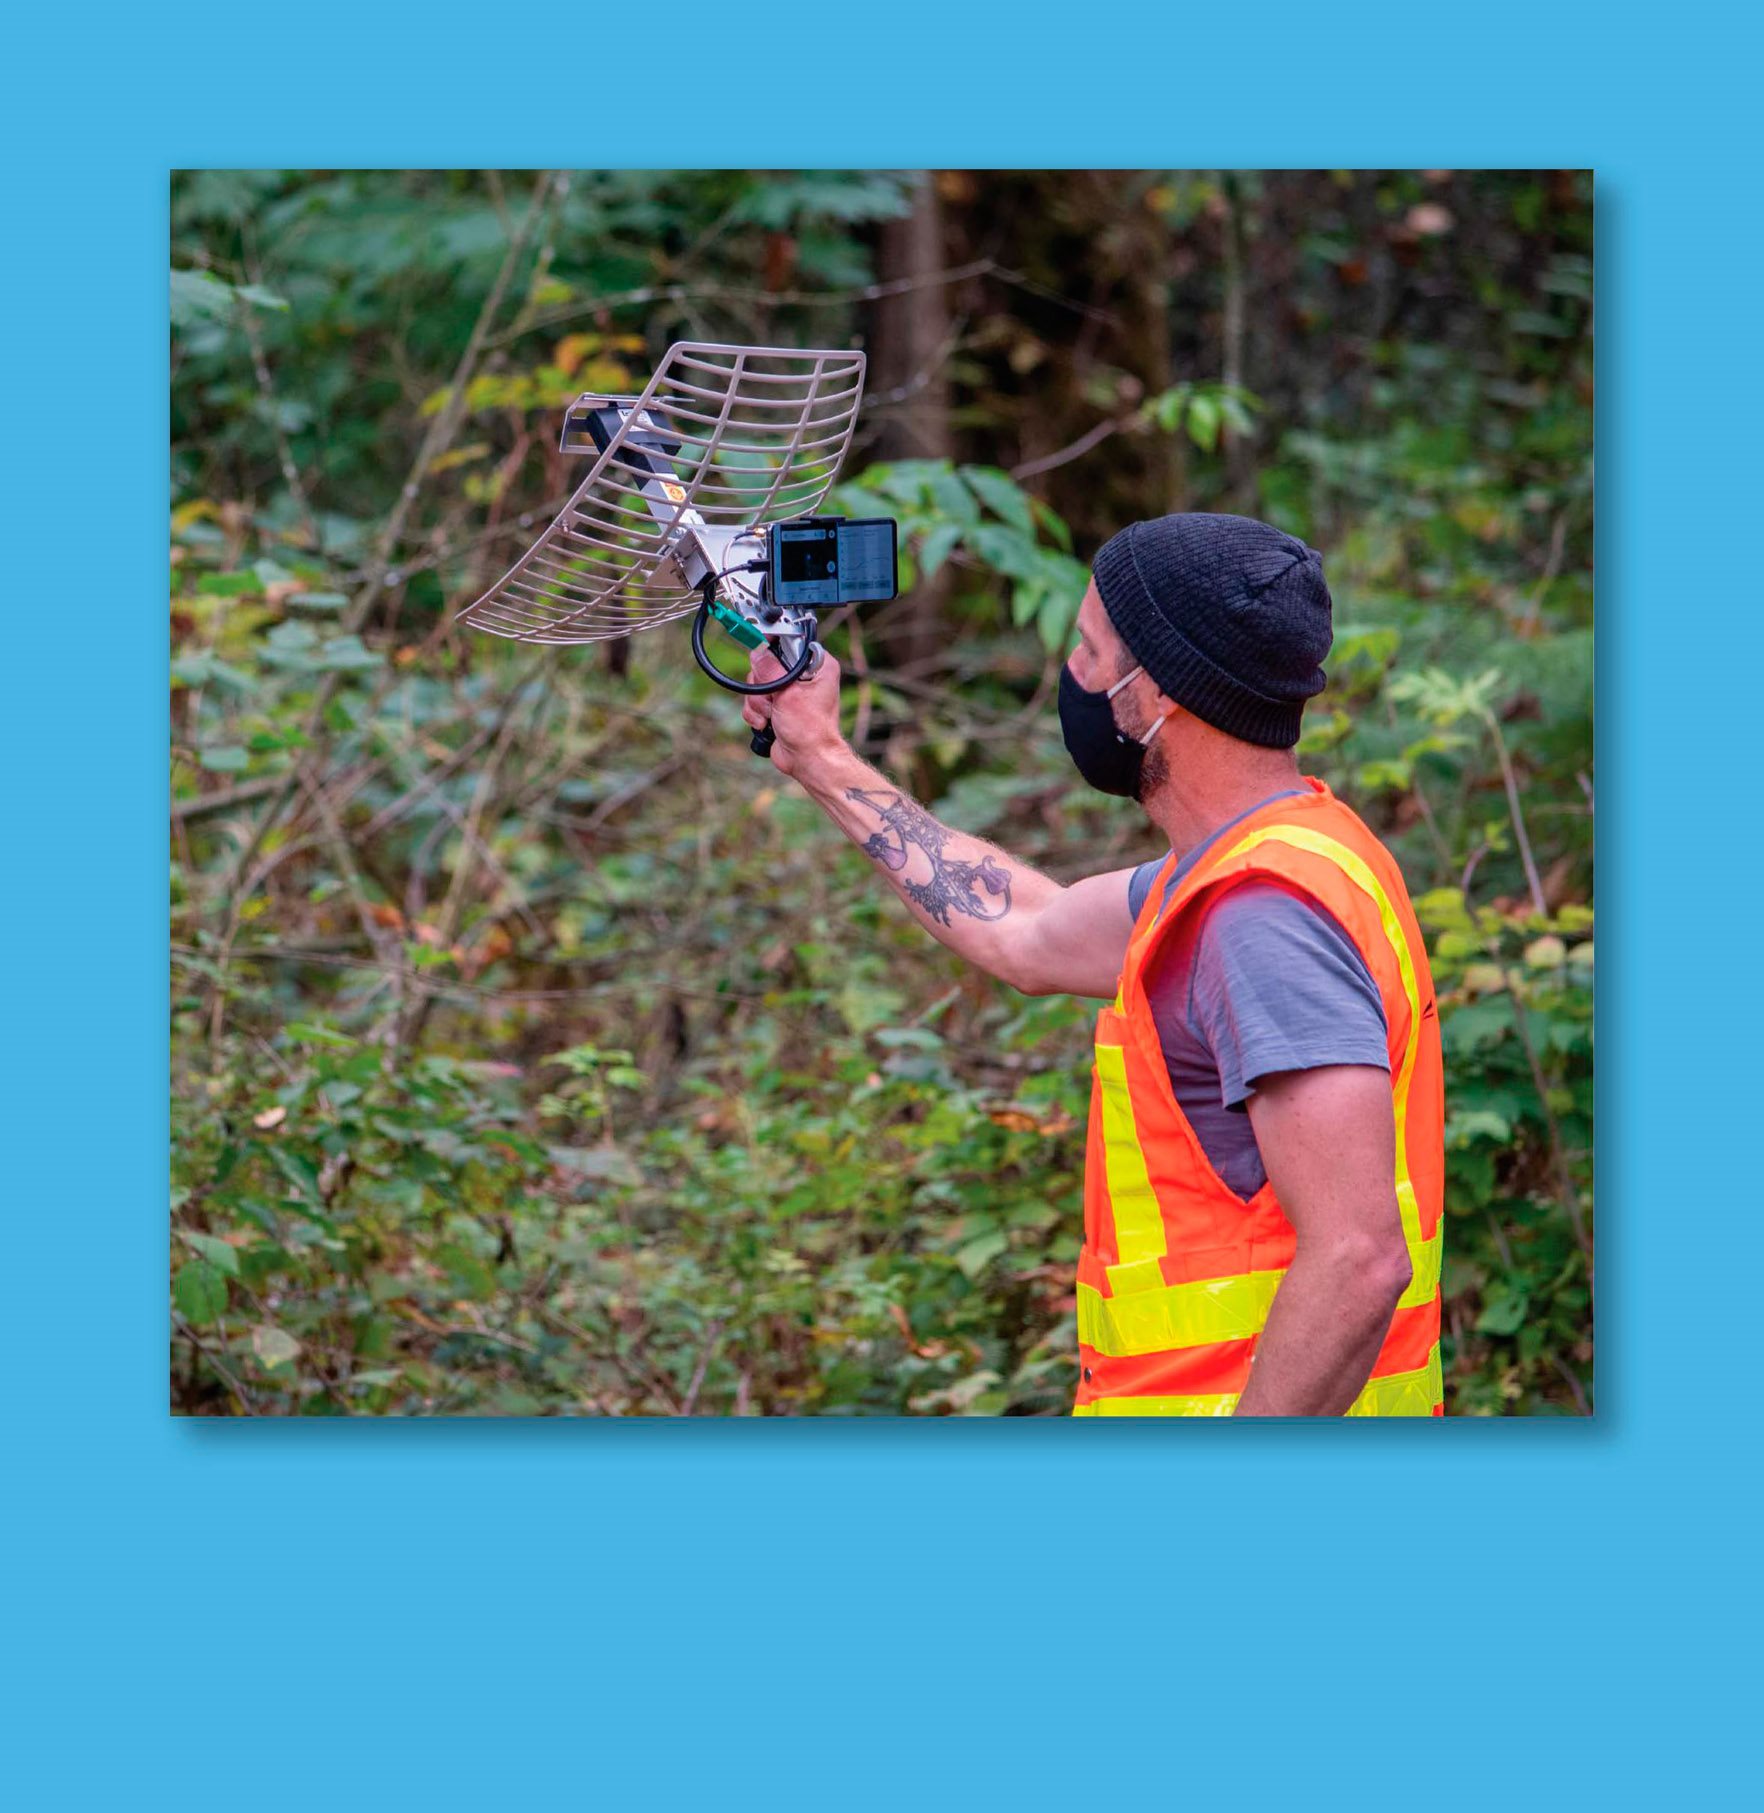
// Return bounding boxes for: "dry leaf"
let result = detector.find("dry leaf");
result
[251,1324,301,1368]
[554,333,598,378]
[253,1104,287,1131]
[887,1303,944,1359]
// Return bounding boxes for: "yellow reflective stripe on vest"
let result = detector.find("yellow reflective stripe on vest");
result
[1093,1041,1168,1277]
[1073,1392,1236,1417]
[1077,1269,1286,1357]
[1079,1246,1441,1361]
[1343,1345,1444,1417]
[1072,1345,1444,1418]
[1215,824,1434,1312]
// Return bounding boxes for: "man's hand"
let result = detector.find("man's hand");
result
[740,647,846,781]
[1234,1064,1414,1415]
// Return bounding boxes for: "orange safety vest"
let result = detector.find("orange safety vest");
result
[1073,779,1444,1416]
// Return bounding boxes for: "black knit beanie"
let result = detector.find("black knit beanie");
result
[1091,512,1333,748]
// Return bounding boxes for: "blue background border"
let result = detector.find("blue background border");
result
[7,2,1756,1803]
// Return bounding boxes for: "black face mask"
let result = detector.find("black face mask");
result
[1058,663,1169,799]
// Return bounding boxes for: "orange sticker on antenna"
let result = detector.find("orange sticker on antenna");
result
[660,481,687,503]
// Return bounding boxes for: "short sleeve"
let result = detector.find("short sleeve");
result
[1186,882,1389,1109]
[1126,858,1166,924]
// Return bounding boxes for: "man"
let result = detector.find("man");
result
[743,512,1444,1417]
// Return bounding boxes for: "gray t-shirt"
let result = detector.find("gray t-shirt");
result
[1126,791,1389,1200]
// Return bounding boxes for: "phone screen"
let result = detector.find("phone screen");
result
[774,525,840,602]
[769,519,898,606]
[833,521,897,601]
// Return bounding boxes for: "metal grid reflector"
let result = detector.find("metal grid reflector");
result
[456,343,866,645]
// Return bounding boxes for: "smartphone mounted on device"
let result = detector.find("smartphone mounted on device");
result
[766,516,899,609]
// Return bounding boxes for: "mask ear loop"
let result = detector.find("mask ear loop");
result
[1104,665,1173,746]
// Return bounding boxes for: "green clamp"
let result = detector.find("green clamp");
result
[707,593,765,651]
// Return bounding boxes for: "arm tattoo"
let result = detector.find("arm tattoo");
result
[846,787,1013,926]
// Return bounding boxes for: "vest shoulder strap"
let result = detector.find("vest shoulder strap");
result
[1125,786,1403,993]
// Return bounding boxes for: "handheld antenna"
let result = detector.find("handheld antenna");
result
[456,342,865,649]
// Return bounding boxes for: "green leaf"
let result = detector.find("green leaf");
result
[1218,392,1256,437]
[316,635,380,672]
[170,269,238,327]
[1475,1286,1529,1336]
[172,653,259,695]
[1010,581,1045,629]
[1144,383,1191,432]
[286,1022,357,1047]
[1031,498,1074,553]
[183,1233,241,1277]
[436,1242,496,1299]
[954,1230,1009,1278]
[863,460,943,506]
[928,467,981,526]
[196,571,262,597]
[873,1027,944,1051]
[917,522,963,580]
[548,1146,641,1185]
[836,978,906,1035]
[174,1260,229,1326]
[1446,1108,1512,1147]
[1186,392,1221,452]
[199,746,249,773]
[261,620,319,669]
[961,465,1035,536]
[1413,888,1473,933]
[1509,310,1573,339]
[964,523,1043,583]
[1036,588,1079,654]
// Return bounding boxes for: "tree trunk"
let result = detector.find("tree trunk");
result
[870,173,953,672]
[1220,171,1253,508]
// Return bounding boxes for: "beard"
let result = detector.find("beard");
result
[1132,735,1170,804]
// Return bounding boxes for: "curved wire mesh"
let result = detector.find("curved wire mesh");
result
[456,343,866,644]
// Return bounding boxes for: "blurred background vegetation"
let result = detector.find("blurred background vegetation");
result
[170,168,1593,1416]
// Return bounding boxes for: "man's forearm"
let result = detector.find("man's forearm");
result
[793,740,1058,986]
[1234,1246,1408,1416]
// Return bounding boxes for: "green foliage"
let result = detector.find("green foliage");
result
[171,169,1592,1415]
[1143,381,1260,452]
[838,460,1089,653]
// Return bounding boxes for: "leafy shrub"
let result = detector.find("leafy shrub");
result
[172,169,1592,1414]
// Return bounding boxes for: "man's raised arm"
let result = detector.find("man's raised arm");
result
[742,650,1132,999]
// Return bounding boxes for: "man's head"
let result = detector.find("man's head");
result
[1063,513,1334,801]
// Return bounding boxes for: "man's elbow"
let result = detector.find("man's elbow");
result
[996,933,1052,997]
[1356,1228,1413,1314]
[1314,1222,1412,1317]
[1370,1238,1413,1310]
